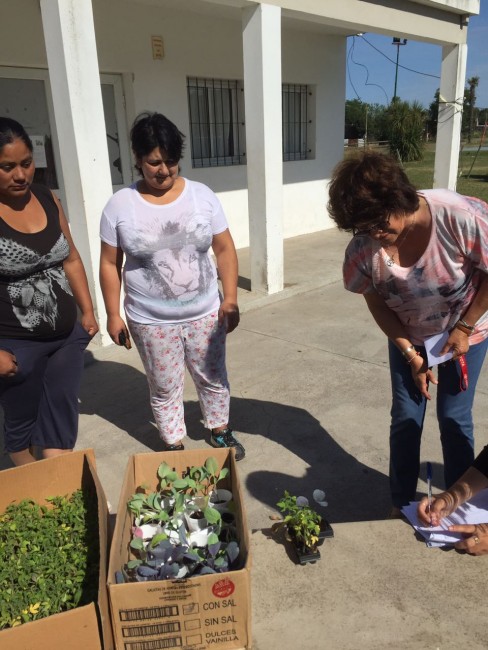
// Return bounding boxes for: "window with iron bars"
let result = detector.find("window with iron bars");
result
[187,77,246,168]
[282,84,310,161]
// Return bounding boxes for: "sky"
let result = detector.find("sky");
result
[345,6,488,109]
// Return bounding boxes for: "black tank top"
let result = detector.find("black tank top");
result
[0,184,77,340]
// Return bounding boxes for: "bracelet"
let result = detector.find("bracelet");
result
[401,345,416,358]
[456,318,475,333]
[406,351,421,365]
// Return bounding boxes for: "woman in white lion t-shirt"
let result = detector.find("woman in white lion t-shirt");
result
[99,112,245,459]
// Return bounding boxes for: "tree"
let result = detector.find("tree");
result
[427,89,440,139]
[478,107,488,126]
[386,98,426,162]
[464,76,479,143]
[344,100,390,143]
[345,99,367,139]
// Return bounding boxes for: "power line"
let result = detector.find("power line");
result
[359,35,440,79]
[347,37,390,104]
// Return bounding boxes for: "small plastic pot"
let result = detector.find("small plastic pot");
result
[209,489,233,513]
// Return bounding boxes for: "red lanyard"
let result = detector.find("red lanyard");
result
[458,354,468,391]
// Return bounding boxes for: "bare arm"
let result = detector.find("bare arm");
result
[55,193,98,336]
[440,272,488,356]
[418,464,488,526]
[417,463,488,555]
[99,241,129,345]
[212,229,239,333]
[363,291,437,399]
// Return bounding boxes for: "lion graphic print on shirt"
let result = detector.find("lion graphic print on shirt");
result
[100,179,230,325]
[135,218,215,304]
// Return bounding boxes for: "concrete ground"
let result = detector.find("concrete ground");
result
[1,229,487,648]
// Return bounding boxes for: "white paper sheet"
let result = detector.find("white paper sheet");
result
[402,488,488,548]
[424,331,453,367]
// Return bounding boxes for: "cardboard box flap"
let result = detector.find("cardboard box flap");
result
[0,604,102,650]
[0,448,97,507]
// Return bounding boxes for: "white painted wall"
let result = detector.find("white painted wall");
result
[2,0,473,250]
[1,0,344,249]
[282,29,346,235]
[93,1,345,246]
[93,0,253,247]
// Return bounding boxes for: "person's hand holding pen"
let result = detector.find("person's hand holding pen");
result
[417,491,459,527]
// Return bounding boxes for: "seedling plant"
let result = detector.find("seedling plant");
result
[0,490,99,630]
[126,456,239,582]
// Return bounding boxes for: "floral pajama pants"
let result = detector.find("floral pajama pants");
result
[129,311,230,445]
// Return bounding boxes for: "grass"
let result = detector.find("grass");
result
[346,141,488,203]
[403,143,488,202]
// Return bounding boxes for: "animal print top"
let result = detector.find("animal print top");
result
[100,179,229,324]
[0,184,76,340]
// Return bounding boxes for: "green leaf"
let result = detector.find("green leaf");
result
[205,457,219,475]
[130,537,145,551]
[149,533,168,547]
[173,478,189,490]
[127,559,142,569]
[207,532,220,545]
[204,507,221,525]
[157,462,172,479]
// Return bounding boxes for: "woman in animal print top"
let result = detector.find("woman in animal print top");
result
[100,112,245,459]
[0,117,98,465]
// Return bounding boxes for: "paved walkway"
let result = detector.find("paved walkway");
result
[2,228,488,648]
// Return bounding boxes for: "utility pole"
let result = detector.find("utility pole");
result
[364,104,368,147]
[392,38,407,101]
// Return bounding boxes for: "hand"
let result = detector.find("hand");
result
[107,315,130,346]
[0,350,18,378]
[448,523,488,555]
[440,328,469,360]
[417,492,459,527]
[80,310,99,337]
[409,355,437,400]
[218,300,240,333]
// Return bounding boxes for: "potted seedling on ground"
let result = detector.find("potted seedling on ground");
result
[275,489,333,565]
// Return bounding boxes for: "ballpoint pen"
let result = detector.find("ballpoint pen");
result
[427,462,433,526]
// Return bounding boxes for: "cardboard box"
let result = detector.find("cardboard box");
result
[0,449,114,650]
[108,448,251,650]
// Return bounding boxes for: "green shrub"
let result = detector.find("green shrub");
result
[387,99,426,162]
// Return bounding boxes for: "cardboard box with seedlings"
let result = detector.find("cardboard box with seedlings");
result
[0,449,113,650]
[108,448,251,650]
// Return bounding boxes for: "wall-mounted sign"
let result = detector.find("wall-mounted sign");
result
[31,135,47,168]
[151,35,164,60]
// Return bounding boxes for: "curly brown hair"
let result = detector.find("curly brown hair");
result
[327,151,419,232]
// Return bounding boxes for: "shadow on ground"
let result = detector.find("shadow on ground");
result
[83,352,393,523]
[0,350,391,521]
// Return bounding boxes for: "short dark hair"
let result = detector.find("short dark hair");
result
[327,151,419,232]
[0,117,33,154]
[130,112,185,168]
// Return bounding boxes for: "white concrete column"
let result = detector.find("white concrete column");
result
[40,0,113,345]
[242,3,283,294]
[434,43,467,191]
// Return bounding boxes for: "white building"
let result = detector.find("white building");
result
[0,0,480,344]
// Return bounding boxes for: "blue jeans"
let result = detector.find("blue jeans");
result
[388,338,488,507]
[0,322,92,452]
